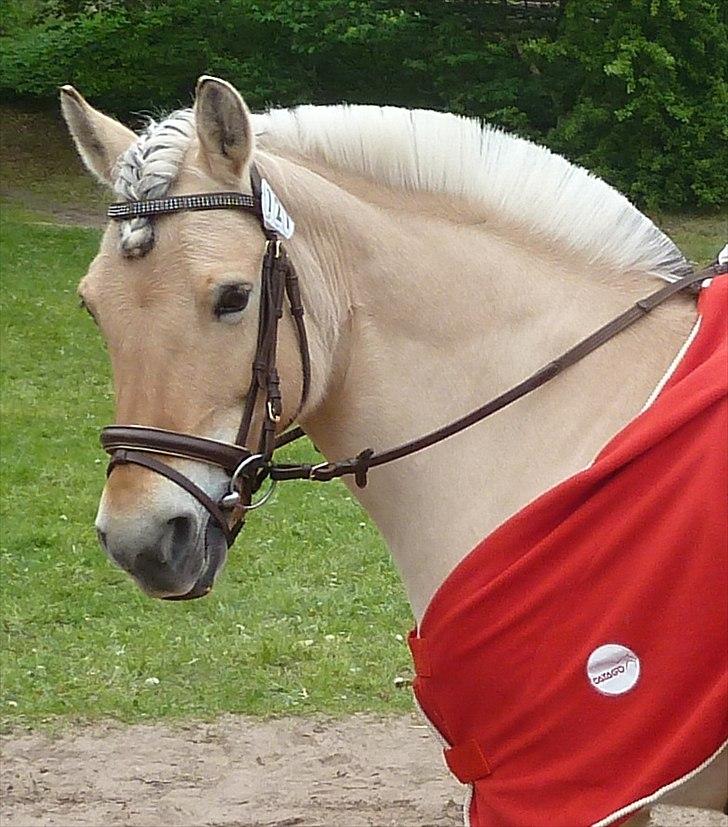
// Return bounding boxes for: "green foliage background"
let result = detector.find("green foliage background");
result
[1,0,726,210]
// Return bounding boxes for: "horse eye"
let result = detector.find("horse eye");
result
[215,284,251,317]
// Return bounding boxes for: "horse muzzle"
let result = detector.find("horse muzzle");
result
[98,427,272,600]
[97,506,227,600]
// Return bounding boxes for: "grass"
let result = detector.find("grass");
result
[1,105,108,212]
[0,203,414,731]
[654,213,727,266]
[1,108,725,732]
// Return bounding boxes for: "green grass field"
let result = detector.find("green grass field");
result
[1,109,725,732]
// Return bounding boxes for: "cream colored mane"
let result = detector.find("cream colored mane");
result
[255,105,688,280]
[113,103,687,280]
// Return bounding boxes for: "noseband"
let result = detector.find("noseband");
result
[101,163,726,598]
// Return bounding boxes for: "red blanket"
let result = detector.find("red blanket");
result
[409,276,728,826]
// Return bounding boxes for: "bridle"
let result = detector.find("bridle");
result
[103,165,310,551]
[101,162,727,598]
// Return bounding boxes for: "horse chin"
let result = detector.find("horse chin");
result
[162,519,229,602]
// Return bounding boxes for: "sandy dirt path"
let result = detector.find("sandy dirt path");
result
[3,716,726,827]
[2,715,463,827]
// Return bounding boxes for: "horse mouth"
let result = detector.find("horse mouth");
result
[163,518,228,601]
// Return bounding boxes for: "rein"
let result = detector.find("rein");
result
[101,168,727,556]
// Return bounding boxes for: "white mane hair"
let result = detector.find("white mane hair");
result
[113,103,687,280]
[113,109,195,257]
[254,105,689,280]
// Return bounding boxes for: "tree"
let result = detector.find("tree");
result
[1,0,724,209]
[527,0,728,208]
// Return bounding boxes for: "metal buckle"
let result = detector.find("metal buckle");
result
[308,460,333,479]
[265,239,281,259]
[267,400,281,423]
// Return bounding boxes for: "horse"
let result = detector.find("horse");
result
[60,76,727,825]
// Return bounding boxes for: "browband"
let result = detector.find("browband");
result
[107,192,257,220]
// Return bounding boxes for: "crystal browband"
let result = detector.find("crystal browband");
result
[107,192,257,220]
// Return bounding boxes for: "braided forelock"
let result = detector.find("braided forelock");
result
[113,109,196,257]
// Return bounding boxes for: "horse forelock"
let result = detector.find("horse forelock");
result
[113,108,196,257]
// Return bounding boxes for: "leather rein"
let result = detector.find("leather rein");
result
[101,164,727,553]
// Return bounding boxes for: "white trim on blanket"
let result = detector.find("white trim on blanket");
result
[640,316,703,413]
[640,276,713,413]
[591,739,728,827]
[463,784,474,827]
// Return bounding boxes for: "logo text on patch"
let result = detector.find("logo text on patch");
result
[587,643,640,696]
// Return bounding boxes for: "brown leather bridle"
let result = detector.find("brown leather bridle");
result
[101,163,727,597]
[103,164,311,553]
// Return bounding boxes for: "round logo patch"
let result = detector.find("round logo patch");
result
[587,643,640,696]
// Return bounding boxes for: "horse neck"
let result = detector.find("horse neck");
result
[292,168,698,623]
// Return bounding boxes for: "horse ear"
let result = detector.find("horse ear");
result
[194,76,254,182]
[59,86,137,185]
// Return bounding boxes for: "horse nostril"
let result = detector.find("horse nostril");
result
[97,528,109,553]
[166,515,195,563]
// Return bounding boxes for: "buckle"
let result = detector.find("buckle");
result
[267,400,282,423]
[265,239,282,259]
